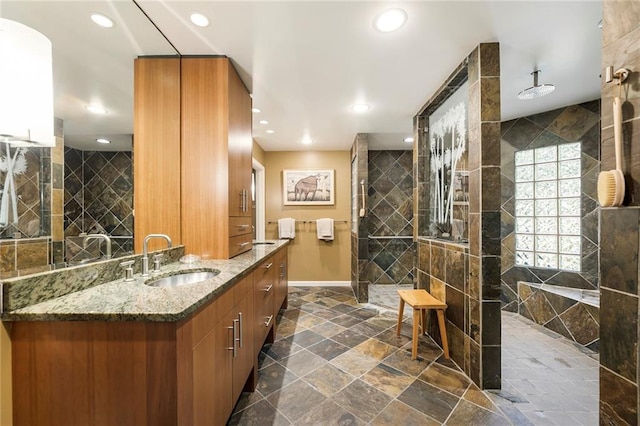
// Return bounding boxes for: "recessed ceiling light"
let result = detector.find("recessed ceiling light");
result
[403,137,414,143]
[266,129,275,134]
[302,136,313,145]
[96,138,111,144]
[251,107,261,113]
[90,13,114,28]
[85,105,108,115]
[351,103,370,113]
[190,13,209,27]
[374,8,407,33]
[259,120,269,125]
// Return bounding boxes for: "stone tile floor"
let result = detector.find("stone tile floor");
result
[228,287,599,425]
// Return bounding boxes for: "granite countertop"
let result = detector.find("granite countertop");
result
[2,241,288,323]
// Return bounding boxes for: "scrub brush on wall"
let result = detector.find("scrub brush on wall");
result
[597,96,625,207]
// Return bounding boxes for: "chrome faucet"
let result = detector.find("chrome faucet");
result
[82,234,112,259]
[142,234,172,276]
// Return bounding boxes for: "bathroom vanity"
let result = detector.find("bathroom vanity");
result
[3,241,288,426]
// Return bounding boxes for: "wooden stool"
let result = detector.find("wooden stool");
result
[396,289,449,360]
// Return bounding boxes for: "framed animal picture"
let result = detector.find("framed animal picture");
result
[282,169,335,205]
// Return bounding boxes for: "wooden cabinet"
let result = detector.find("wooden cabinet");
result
[181,57,253,259]
[10,247,289,426]
[133,57,182,253]
[254,255,276,349]
[189,273,254,425]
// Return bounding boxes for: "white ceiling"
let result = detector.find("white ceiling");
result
[1,1,602,152]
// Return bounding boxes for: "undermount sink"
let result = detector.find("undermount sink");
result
[145,269,220,288]
[253,241,275,245]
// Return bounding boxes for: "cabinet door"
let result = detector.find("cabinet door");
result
[193,311,234,425]
[254,260,276,349]
[228,62,252,218]
[232,291,255,402]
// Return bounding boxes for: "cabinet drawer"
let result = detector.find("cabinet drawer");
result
[229,217,252,237]
[229,234,252,258]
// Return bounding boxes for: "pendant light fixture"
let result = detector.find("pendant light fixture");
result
[0,18,54,146]
[517,70,555,100]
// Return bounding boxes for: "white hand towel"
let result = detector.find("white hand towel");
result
[316,218,334,241]
[278,217,295,239]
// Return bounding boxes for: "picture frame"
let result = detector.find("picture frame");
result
[282,169,335,205]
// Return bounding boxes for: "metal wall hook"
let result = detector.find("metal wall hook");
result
[605,66,630,84]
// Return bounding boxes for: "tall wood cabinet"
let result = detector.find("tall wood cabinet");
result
[181,57,253,259]
[134,56,252,259]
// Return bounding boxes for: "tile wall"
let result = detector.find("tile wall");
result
[500,101,601,313]
[415,43,501,390]
[599,1,640,422]
[350,134,369,302]
[64,148,134,260]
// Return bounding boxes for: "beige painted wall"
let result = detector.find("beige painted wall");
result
[265,151,351,282]
[1,323,11,425]
[253,139,265,165]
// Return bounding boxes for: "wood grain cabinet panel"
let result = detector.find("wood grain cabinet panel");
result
[181,57,253,259]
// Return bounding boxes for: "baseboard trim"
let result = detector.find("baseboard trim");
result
[289,281,351,287]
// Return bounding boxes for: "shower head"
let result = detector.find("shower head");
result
[517,70,555,100]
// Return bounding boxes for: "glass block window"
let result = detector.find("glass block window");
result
[514,143,581,271]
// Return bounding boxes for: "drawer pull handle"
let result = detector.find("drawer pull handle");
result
[238,312,243,348]
[264,262,273,269]
[227,322,237,358]
[264,315,274,328]
[236,224,249,228]
[263,284,273,293]
[238,242,250,247]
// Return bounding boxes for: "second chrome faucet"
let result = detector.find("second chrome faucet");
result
[141,233,173,276]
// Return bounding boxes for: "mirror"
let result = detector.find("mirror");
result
[0,1,178,276]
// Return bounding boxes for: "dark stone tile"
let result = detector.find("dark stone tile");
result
[543,291,577,315]
[481,122,501,167]
[526,106,565,129]
[481,211,501,255]
[469,213,479,256]
[523,290,556,325]
[447,400,509,425]
[330,314,362,328]
[481,346,501,389]
[278,350,327,377]
[445,249,466,292]
[374,328,412,349]
[469,124,480,171]
[581,121,601,160]
[332,379,392,422]
[381,348,431,377]
[600,366,638,426]
[266,379,327,422]
[481,301,501,346]
[469,298,480,344]
[445,286,465,330]
[297,399,364,426]
[481,167,501,213]
[418,362,471,397]
[331,329,369,348]
[16,241,48,270]
[263,339,304,361]
[467,46,479,85]
[469,170,480,214]
[601,208,638,295]
[256,362,299,396]
[284,330,325,348]
[501,266,540,290]
[559,303,599,346]
[480,77,500,122]
[502,118,544,149]
[548,104,600,142]
[418,241,430,273]
[350,321,385,338]
[529,128,567,149]
[430,245,445,281]
[600,288,637,381]
[481,256,501,300]
[331,304,358,315]
[479,43,500,77]
[468,255,480,299]
[361,363,414,398]
[370,400,439,426]
[227,399,290,426]
[397,378,459,422]
[349,307,379,321]
[308,339,350,361]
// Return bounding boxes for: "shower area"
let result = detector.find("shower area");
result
[350,133,415,308]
